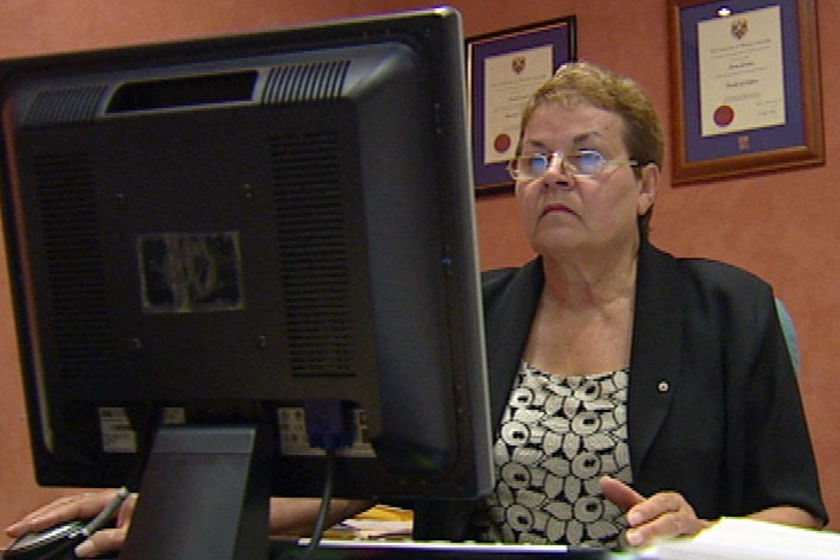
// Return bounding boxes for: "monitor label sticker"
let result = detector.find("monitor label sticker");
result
[98,407,138,454]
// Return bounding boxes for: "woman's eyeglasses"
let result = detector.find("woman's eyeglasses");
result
[507,149,639,182]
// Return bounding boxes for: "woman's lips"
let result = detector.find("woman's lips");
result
[541,203,574,217]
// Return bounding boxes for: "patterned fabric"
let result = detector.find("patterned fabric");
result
[473,361,632,549]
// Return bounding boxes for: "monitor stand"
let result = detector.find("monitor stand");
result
[119,424,271,560]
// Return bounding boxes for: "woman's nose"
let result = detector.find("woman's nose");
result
[542,153,574,187]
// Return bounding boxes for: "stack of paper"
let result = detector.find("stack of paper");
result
[641,517,839,560]
[324,504,414,540]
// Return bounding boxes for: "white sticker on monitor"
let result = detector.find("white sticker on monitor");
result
[161,406,187,425]
[98,407,138,453]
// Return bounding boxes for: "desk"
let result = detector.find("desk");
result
[2,542,622,560]
[271,540,614,559]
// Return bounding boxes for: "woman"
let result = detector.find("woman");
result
[6,62,827,554]
[411,61,826,548]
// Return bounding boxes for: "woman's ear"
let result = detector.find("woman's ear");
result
[637,163,660,216]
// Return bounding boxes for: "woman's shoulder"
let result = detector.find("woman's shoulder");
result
[679,256,773,298]
[639,243,779,332]
[645,242,772,294]
[481,259,542,296]
[479,259,544,323]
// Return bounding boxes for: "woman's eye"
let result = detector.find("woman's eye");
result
[575,150,605,172]
[527,155,549,174]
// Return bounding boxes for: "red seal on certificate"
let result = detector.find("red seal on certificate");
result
[494,133,512,154]
[713,105,735,127]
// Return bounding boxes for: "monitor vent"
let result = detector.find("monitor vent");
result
[270,132,354,377]
[25,86,108,126]
[34,153,112,380]
[261,61,350,103]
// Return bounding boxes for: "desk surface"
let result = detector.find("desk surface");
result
[2,541,620,560]
[271,540,613,559]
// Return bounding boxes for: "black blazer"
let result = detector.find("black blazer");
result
[413,240,827,541]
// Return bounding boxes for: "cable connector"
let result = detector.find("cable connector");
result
[303,400,356,451]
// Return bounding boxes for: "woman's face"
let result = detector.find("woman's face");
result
[514,100,657,259]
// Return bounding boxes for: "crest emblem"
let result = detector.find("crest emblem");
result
[731,18,749,40]
[511,55,526,74]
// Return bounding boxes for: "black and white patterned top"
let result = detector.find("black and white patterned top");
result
[472,361,633,549]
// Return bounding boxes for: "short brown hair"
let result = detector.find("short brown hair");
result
[518,62,663,237]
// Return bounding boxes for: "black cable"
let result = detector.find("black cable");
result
[301,447,337,559]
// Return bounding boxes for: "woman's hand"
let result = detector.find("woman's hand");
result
[4,490,137,558]
[599,475,711,548]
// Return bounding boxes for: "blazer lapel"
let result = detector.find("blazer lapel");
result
[483,259,544,428]
[627,241,686,477]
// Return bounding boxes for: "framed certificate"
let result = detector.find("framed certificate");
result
[668,0,823,184]
[467,17,576,195]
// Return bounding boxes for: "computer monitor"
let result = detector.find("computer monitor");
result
[0,6,492,558]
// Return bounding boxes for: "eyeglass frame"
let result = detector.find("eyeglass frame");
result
[506,149,642,182]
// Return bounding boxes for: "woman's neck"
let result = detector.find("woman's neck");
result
[540,240,640,310]
[525,244,639,377]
